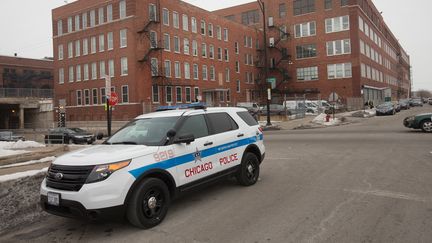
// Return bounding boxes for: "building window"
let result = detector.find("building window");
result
[191,17,197,33]
[120,29,127,48]
[235,61,240,73]
[171,36,179,53]
[174,61,181,78]
[58,45,63,60]
[108,59,114,77]
[99,34,105,52]
[194,87,200,101]
[82,13,87,29]
[327,63,352,79]
[184,63,190,79]
[193,64,199,80]
[75,40,81,57]
[217,47,222,60]
[241,10,259,25]
[149,4,157,21]
[208,23,213,37]
[216,26,222,40]
[75,15,80,31]
[327,39,351,56]
[279,3,287,18]
[91,62,97,80]
[183,38,190,54]
[151,58,158,76]
[59,68,64,84]
[92,88,98,105]
[68,42,73,58]
[150,31,158,48]
[84,89,90,106]
[121,57,128,76]
[83,64,89,81]
[209,45,214,59]
[119,0,126,19]
[67,17,73,32]
[152,85,159,103]
[91,36,96,54]
[90,10,96,27]
[297,66,318,81]
[210,66,215,81]
[227,89,231,102]
[185,87,191,103]
[201,43,207,58]
[122,85,129,103]
[361,63,366,78]
[164,60,171,77]
[176,87,182,103]
[341,0,349,6]
[107,32,113,50]
[325,0,332,10]
[295,21,316,38]
[162,8,169,26]
[236,80,240,93]
[83,38,88,55]
[296,44,317,59]
[182,14,189,31]
[76,90,82,106]
[107,4,113,22]
[325,15,350,33]
[200,20,206,35]
[224,48,229,61]
[164,33,170,51]
[165,86,172,103]
[100,61,106,78]
[57,20,63,36]
[68,66,74,82]
[173,12,179,28]
[293,0,316,16]
[98,7,104,24]
[76,65,82,82]
[235,42,239,54]
[225,68,230,82]
[202,65,208,80]
[192,40,198,56]
[223,28,229,41]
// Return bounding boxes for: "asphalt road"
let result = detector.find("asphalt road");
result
[2,106,432,243]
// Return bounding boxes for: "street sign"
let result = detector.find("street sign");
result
[267,88,271,101]
[109,92,119,106]
[105,75,111,97]
[267,78,276,89]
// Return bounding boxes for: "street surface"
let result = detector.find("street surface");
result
[1,106,432,242]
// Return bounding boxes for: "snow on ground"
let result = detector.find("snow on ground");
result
[0,140,45,150]
[0,149,30,158]
[313,113,342,126]
[0,156,55,169]
[0,167,48,183]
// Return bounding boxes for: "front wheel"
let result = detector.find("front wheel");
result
[236,153,260,186]
[127,178,170,229]
[421,120,432,133]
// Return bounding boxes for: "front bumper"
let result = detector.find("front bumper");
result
[73,136,96,144]
[403,118,416,128]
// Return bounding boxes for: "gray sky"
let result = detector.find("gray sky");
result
[0,0,430,91]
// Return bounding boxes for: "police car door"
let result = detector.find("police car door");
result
[205,112,242,174]
[174,113,215,186]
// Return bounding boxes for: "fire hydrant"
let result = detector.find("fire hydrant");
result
[325,114,331,122]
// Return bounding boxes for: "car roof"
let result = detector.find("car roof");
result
[135,107,248,119]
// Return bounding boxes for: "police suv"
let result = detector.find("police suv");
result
[40,105,265,228]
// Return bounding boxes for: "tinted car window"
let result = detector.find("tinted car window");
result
[237,111,258,126]
[207,113,238,134]
[178,115,209,139]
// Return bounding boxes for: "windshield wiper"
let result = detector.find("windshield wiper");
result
[110,141,138,145]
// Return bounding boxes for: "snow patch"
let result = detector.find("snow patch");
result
[0,156,55,169]
[0,140,45,150]
[0,149,30,158]
[312,114,341,126]
[0,167,48,182]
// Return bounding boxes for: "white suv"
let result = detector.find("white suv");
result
[40,106,265,228]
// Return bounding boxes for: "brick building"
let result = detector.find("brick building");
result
[214,0,411,105]
[52,0,261,122]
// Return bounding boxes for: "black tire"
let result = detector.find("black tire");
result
[127,178,170,229]
[420,120,432,133]
[236,152,260,186]
[68,138,74,144]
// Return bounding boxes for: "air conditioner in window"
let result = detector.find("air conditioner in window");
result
[269,37,275,47]
[268,17,274,27]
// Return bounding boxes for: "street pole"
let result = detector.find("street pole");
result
[106,97,111,137]
[257,0,271,126]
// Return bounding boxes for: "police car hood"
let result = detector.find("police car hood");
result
[53,145,157,166]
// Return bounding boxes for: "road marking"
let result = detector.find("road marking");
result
[345,189,431,203]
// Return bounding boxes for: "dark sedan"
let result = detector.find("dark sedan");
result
[404,113,432,133]
[44,128,96,144]
[410,98,423,107]
[399,100,410,110]
[376,102,396,116]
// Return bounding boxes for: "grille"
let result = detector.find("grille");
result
[46,164,94,191]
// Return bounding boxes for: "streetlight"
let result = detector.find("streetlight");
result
[257,0,271,126]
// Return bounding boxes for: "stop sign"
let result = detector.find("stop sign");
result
[109,92,119,106]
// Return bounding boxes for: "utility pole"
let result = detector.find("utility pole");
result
[257,0,271,126]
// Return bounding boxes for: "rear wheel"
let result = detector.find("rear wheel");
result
[236,152,260,186]
[127,178,170,229]
[420,120,432,133]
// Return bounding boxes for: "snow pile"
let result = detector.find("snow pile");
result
[0,149,30,158]
[0,167,48,183]
[351,109,376,118]
[0,140,45,150]
[312,113,341,126]
[0,156,55,169]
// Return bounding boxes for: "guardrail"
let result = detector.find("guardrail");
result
[0,88,53,98]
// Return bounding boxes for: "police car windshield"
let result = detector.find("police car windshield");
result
[106,117,180,146]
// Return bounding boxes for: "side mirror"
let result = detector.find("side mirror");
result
[166,129,177,138]
[96,132,104,140]
[174,134,195,144]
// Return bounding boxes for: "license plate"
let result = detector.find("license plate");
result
[47,192,60,206]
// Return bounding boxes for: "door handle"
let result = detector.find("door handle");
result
[237,133,244,137]
[204,142,213,146]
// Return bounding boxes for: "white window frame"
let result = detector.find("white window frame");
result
[326,39,351,56]
[107,4,113,22]
[108,59,114,77]
[68,42,73,58]
[83,38,88,55]
[91,36,96,54]
[99,61,106,79]
[296,66,318,81]
[164,60,171,77]
[295,21,316,38]
[182,14,189,31]
[91,62,97,80]
[174,36,180,53]
[75,40,81,57]
[193,64,199,80]
[107,32,113,50]
[174,61,181,78]
[121,85,129,103]
[191,17,197,33]
[183,38,190,55]
[162,8,169,26]
[99,34,105,52]
[58,44,63,60]
[76,65,82,82]
[327,63,352,79]
[184,62,190,79]
[83,64,89,81]
[325,15,350,33]
[119,0,126,19]
[76,90,82,106]
[173,12,179,29]
[164,33,171,51]
[59,68,64,84]
[98,7,104,25]
[202,65,208,80]
[121,57,128,76]
[120,29,127,48]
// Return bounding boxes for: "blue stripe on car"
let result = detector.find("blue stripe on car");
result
[129,135,262,178]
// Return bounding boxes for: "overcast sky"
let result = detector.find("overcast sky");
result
[0,0,430,91]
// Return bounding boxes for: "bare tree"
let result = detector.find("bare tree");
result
[415,89,432,98]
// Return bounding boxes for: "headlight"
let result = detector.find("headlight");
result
[406,116,415,122]
[86,160,131,183]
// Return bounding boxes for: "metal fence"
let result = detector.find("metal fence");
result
[0,88,53,98]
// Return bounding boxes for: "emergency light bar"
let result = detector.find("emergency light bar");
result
[156,103,207,111]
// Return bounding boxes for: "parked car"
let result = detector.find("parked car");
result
[269,104,288,115]
[393,102,401,112]
[376,102,396,116]
[410,98,423,107]
[428,98,432,105]
[237,102,261,114]
[0,131,25,142]
[44,127,96,144]
[404,113,432,133]
[399,99,410,110]
[283,100,318,114]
